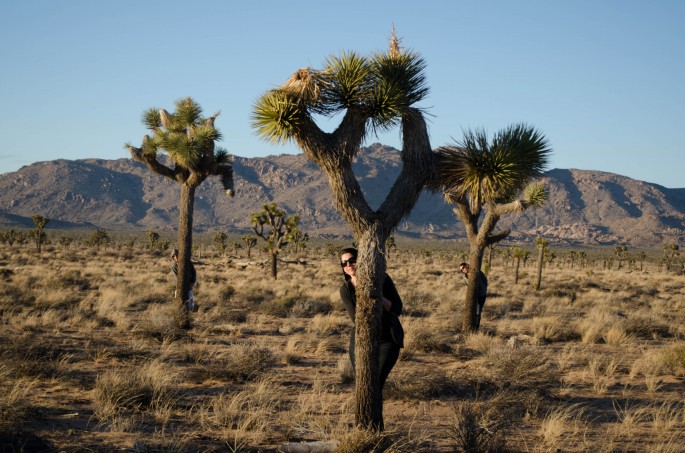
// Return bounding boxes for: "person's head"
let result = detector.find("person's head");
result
[340,247,358,280]
[171,248,179,262]
[459,262,469,274]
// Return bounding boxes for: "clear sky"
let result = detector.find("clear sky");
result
[1,0,683,188]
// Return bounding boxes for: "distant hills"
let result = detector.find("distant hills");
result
[0,143,683,247]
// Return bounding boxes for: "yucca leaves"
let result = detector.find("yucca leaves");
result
[133,97,228,172]
[438,124,550,206]
[252,44,429,143]
[252,90,305,145]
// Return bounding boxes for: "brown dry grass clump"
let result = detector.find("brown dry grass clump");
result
[0,241,683,451]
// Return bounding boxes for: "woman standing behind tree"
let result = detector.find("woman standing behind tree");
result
[338,247,404,429]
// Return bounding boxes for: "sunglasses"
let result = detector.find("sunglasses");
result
[341,258,357,267]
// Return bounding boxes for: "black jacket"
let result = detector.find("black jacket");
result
[339,275,404,348]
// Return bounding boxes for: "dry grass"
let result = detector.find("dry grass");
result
[0,242,683,451]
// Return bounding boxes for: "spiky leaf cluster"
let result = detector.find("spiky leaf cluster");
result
[252,46,429,143]
[136,97,226,171]
[438,124,551,207]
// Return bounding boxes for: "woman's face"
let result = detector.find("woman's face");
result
[341,252,357,278]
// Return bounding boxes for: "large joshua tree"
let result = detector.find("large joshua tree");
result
[438,124,551,332]
[126,97,234,323]
[252,33,434,429]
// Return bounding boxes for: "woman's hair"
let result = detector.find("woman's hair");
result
[340,247,358,257]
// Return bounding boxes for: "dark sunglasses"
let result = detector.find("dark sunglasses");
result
[341,258,357,267]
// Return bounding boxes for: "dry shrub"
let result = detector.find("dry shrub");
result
[385,366,462,400]
[93,360,178,425]
[337,355,354,385]
[538,404,589,451]
[0,375,36,431]
[337,428,394,453]
[623,316,672,339]
[447,400,507,453]
[531,316,580,342]
[203,343,275,382]
[584,356,620,394]
[477,345,558,395]
[403,318,454,354]
[136,303,186,342]
[659,342,685,375]
[309,313,348,335]
[0,332,63,379]
[603,323,635,346]
[464,331,502,355]
[199,378,280,433]
[290,298,333,318]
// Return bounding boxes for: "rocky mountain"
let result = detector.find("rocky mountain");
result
[0,143,683,247]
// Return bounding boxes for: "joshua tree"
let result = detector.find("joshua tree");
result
[126,97,234,322]
[213,232,228,256]
[513,247,526,284]
[146,231,160,251]
[385,235,396,261]
[251,202,299,279]
[614,244,629,270]
[290,230,309,254]
[534,236,549,290]
[242,235,257,258]
[663,242,680,271]
[86,229,111,251]
[57,236,73,250]
[252,32,434,429]
[437,125,551,332]
[229,241,243,256]
[31,215,50,253]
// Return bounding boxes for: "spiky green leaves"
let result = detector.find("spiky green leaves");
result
[252,46,429,143]
[438,124,551,206]
[252,90,305,145]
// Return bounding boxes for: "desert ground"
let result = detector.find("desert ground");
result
[1,237,684,452]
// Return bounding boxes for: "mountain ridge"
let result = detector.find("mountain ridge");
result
[1,144,683,247]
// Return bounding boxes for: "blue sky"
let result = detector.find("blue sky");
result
[1,0,683,188]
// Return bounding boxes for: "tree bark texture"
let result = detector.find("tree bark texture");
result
[271,252,278,279]
[176,183,196,311]
[463,247,485,333]
[535,246,544,290]
[353,226,386,430]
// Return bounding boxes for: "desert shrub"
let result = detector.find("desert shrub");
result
[447,401,508,453]
[93,360,178,423]
[338,428,395,453]
[136,304,187,342]
[289,298,333,317]
[659,343,685,375]
[0,377,36,431]
[385,366,464,400]
[219,284,236,301]
[48,269,91,290]
[203,343,275,382]
[477,346,558,395]
[0,332,64,378]
[624,316,672,339]
[532,316,580,342]
[198,378,280,437]
[404,322,454,354]
[257,295,297,318]
[242,287,276,306]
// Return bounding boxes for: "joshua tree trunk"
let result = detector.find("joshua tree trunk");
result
[353,226,386,429]
[535,245,544,291]
[464,247,486,332]
[514,256,521,284]
[176,183,196,320]
[271,252,278,279]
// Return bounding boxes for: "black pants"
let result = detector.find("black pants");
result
[474,296,486,330]
[350,337,400,386]
[349,335,400,430]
